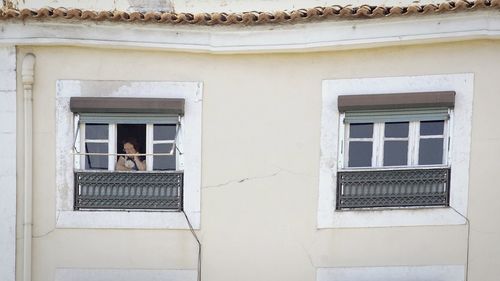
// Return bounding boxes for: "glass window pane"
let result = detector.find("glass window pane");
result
[154,143,176,170]
[419,138,444,165]
[85,143,108,170]
[348,141,372,167]
[117,124,146,154]
[154,124,177,141]
[349,123,373,138]
[85,124,108,140]
[385,122,409,138]
[420,120,444,136]
[383,141,408,166]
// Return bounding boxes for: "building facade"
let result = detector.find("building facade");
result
[1,1,500,281]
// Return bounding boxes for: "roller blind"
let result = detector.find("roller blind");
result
[338,91,455,112]
[70,97,185,115]
[344,108,449,123]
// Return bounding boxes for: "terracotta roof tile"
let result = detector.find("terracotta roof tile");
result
[0,0,498,25]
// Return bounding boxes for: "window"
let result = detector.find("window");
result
[318,74,473,228]
[337,94,454,210]
[56,80,202,229]
[75,115,181,172]
[70,97,185,211]
[344,117,449,169]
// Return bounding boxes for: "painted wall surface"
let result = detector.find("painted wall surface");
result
[0,46,16,281]
[15,40,500,281]
[3,0,450,13]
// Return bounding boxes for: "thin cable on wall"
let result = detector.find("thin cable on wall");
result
[449,206,470,281]
[182,211,202,281]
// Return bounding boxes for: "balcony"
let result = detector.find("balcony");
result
[336,168,450,210]
[74,171,183,211]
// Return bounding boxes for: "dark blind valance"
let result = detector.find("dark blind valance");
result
[344,108,450,123]
[70,97,185,115]
[338,91,455,112]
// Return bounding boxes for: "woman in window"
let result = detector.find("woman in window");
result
[116,138,146,171]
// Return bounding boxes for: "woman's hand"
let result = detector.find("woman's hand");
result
[133,155,146,171]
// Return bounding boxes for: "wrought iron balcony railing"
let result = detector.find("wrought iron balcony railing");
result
[74,171,183,211]
[336,167,450,210]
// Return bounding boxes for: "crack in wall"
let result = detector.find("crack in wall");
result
[270,165,313,178]
[32,212,61,239]
[203,166,312,189]
[203,171,281,189]
[299,241,315,268]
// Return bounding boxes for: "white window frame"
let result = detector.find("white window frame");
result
[56,80,202,229]
[77,122,114,171]
[76,120,181,172]
[318,74,473,228]
[340,116,451,169]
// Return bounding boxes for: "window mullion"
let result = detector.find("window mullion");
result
[73,117,80,169]
[338,113,346,169]
[177,117,185,171]
[146,124,154,171]
[108,124,116,171]
[444,112,452,165]
[407,121,413,166]
[415,121,421,166]
[406,121,412,166]
[409,121,420,166]
[174,120,184,170]
[448,109,454,165]
[79,123,85,170]
[343,116,350,168]
[373,122,383,167]
[370,123,376,167]
[408,121,414,166]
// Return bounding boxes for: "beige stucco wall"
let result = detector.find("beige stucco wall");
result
[15,39,500,281]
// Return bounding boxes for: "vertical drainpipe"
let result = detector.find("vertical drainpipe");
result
[22,54,35,281]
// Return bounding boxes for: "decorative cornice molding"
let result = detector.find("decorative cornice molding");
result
[0,0,499,26]
[1,10,499,53]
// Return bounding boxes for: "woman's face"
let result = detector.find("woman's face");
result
[123,142,137,155]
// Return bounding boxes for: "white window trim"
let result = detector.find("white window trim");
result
[318,74,473,228]
[317,265,465,281]
[55,268,196,281]
[56,80,202,229]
